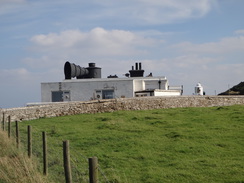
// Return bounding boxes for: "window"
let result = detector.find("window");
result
[102,90,114,99]
[95,89,114,99]
[52,91,70,102]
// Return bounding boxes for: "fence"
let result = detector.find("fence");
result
[1,115,110,183]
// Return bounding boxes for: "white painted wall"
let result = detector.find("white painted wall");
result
[41,82,59,102]
[133,79,145,92]
[154,90,181,96]
[133,77,168,91]
[41,77,178,102]
[144,79,168,90]
[42,78,135,102]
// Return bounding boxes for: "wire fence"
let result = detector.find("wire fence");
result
[1,114,115,183]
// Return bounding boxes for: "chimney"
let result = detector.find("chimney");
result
[129,62,144,77]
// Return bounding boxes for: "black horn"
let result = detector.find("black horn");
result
[64,61,101,79]
[64,61,89,79]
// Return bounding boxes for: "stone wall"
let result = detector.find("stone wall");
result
[1,96,244,122]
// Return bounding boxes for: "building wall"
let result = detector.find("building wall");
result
[144,79,167,90]
[133,79,145,91]
[41,79,135,102]
[41,77,169,102]
[1,96,244,122]
[154,90,181,96]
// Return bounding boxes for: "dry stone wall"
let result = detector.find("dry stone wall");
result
[1,96,244,122]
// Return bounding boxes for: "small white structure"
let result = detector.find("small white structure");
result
[41,62,183,103]
[195,83,204,95]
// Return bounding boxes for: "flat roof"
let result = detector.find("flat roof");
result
[41,76,167,84]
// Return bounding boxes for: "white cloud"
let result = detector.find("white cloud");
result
[0,67,63,108]
[172,35,244,54]
[0,0,26,4]
[169,55,218,68]
[0,0,27,15]
[94,0,215,24]
[31,29,86,47]
[27,27,244,82]
[139,55,218,77]
[234,30,244,35]
[0,0,216,26]
[23,56,62,69]
[1,68,29,79]
[0,68,34,95]
[26,28,164,80]
[30,27,161,59]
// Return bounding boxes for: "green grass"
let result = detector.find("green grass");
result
[18,105,244,183]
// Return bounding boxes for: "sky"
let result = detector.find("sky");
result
[0,0,244,108]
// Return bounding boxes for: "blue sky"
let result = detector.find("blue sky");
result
[0,0,244,108]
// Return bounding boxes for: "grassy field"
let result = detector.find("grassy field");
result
[17,105,244,183]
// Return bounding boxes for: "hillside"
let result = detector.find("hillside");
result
[218,81,244,95]
[16,105,244,183]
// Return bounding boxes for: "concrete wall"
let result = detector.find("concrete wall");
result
[41,79,135,102]
[41,77,169,102]
[1,96,244,122]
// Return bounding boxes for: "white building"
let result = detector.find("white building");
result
[41,62,183,103]
[194,83,204,95]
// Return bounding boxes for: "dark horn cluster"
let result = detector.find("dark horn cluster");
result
[64,62,101,79]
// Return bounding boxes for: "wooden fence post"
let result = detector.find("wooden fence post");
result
[89,157,98,183]
[42,131,48,175]
[28,125,32,158]
[8,116,11,138]
[63,140,72,183]
[2,112,5,131]
[16,121,20,148]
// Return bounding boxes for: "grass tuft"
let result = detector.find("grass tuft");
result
[0,131,49,183]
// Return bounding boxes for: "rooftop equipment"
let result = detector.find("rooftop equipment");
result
[129,62,144,77]
[64,61,101,79]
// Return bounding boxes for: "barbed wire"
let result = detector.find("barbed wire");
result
[71,156,89,183]
[1,119,119,183]
[98,165,110,183]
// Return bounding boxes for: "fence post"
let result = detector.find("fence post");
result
[28,125,32,158]
[8,116,11,138]
[63,140,72,183]
[42,131,48,175]
[16,121,20,148]
[89,157,98,183]
[2,112,5,131]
